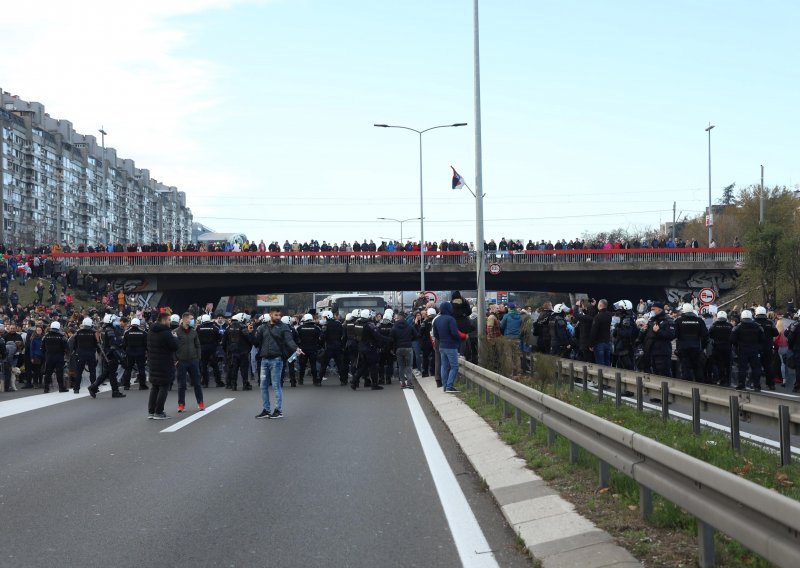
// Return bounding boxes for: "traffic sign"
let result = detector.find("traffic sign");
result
[698,287,716,305]
[424,291,438,304]
[488,263,501,276]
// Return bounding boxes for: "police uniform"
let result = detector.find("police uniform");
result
[197,321,224,387]
[708,319,734,385]
[377,318,395,384]
[674,310,709,382]
[90,324,125,397]
[755,314,779,390]
[643,308,675,376]
[121,325,148,389]
[344,317,358,378]
[351,316,390,390]
[72,328,100,391]
[42,329,69,393]
[612,312,636,370]
[297,320,323,385]
[731,317,765,390]
[222,321,252,390]
[320,318,347,384]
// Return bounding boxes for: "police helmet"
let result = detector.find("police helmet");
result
[50,321,61,331]
[426,308,437,317]
[681,303,694,314]
[553,303,566,314]
[301,314,313,322]
[345,314,353,321]
[351,309,360,318]
[170,314,181,324]
[383,309,394,320]
[131,318,141,327]
[755,306,767,316]
[231,313,245,322]
[613,300,633,311]
[716,311,727,320]
[200,314,211,323]
[280,316,291,325]
[359,309,371,319]
[102,314,114,325]
[741,310,753,320]
[81,317,94,328]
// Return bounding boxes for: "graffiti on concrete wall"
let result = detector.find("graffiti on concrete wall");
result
[665,270,737,304]
[105,277,158,294]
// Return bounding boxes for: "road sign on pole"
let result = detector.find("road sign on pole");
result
[488,263,501,276]
[699,287,716,305]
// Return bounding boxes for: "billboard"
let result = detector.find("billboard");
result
[257,294,286,307]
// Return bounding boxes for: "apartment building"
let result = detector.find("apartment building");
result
[0,89,192,249]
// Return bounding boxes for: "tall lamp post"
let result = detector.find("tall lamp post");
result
[378,216,420,312]
[374,122,467,295]
[704,123,714,247]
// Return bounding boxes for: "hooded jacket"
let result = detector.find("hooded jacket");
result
[433,302,461,350]
[500,310,522,337]
[147,322,179,384]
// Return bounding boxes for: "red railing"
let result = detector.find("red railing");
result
[45,248,745,269]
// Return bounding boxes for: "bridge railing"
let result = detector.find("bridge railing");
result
[49,248,745,269]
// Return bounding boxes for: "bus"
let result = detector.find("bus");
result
[315,294,386,315]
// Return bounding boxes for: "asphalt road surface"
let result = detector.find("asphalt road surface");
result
[0,375,531,568]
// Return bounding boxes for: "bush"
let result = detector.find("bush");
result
[479,337,522,377]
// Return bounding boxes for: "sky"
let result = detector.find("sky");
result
[1,0,798,246]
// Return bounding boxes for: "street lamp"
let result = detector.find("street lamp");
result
[374,122,467,294]
[705,123,714,247]
[377,216,420,244]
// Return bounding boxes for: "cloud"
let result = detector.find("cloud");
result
[0,0,266,213]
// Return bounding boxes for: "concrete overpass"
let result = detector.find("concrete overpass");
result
[55,249,744,307]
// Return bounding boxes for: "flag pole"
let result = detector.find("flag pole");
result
[473,0,487,364]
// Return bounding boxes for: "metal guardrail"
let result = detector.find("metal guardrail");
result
[46,247,745,269]
[458,359,800,568]
[553,359,800,434]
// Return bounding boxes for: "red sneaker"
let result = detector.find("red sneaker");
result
[177,404,185,413]
[198,401,206,411]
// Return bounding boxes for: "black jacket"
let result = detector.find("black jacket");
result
[123,327,147,356]
[391,320,418,349]
[147,323,179,384]
[324,319,344,348]
[731,320,765,353]
[674,313,709,350]
[589,309,613,346]
[250,321,298,359]
[42,330,68,361]
[708,320,733,350]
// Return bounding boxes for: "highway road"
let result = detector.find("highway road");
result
[0,377,531,568]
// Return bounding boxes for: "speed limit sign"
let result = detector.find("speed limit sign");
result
[699,287,716,305]
[489,263,502,276]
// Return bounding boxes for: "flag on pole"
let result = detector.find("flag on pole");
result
[451,166,465,190]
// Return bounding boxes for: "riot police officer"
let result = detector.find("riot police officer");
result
[222,313,252,390]
[416,308,436,377]
[88,314,126,398]
[297,313,323,386]
[351,309,390,390]
[674,303,709,382]
[731,310,765,391]
[754,306,779,390]
[121,317,148,390]
[708,311,733,386]
[548,304,571,357]
[319,311,347,384]
[642,301,675,376]
[343,309,359,379]
[42,321,69,393]
[612,300,636,370]
[377,309,395,384]
[72,317,100,392]
[197,314,224,387]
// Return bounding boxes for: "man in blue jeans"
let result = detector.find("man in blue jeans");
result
[589,299,613,367]
[175,312,204,412]
[250,307,302,419]
[433,302,467,393]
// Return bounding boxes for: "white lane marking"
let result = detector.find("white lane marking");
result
[403,389,499,568]
[0,385,112,420]
[160,398,235,433]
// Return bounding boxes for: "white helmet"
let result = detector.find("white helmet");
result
[741,310,753,320]
[613,300,633,311]
[280,316,291,325]
[50,321,61,331]
[81,317,93,328]
[755,306,767,316]
[345,313,353,321]
[553,303,566,314]
[232,313,245,322]
[681,303,694,314]
[383,309,394,320]
[200,314,211,323]
[242,314,252,322]
[170,314,181,324]
[359,309,371,319]
[427,308,437,316]
[301,314,313,322]
[324,310,334,319]
[351,309,360,318]
[368,310,376,319]
[102,314,114,324]
[716,311,727,320]
[131,318,141,326]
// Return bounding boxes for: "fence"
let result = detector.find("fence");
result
[458,359,800,568]
[48,247,745,269]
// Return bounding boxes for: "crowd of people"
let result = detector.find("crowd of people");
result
[489,298,800,392]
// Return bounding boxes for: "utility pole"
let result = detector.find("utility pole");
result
[705,123,715,246]
[759,164,765,225]
[672,201,676,240]
[474,0,487,362]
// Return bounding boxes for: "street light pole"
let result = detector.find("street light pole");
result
[705,123,714,246]
[474,0,487,362]
[374,122,467,297]
[378,216,420,313]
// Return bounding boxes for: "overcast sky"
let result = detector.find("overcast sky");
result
[2,0,798,246]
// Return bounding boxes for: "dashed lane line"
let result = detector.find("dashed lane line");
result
[159,398,235,432]
[0,385,112,420]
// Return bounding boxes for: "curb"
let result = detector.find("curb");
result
[416,375,641,567]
